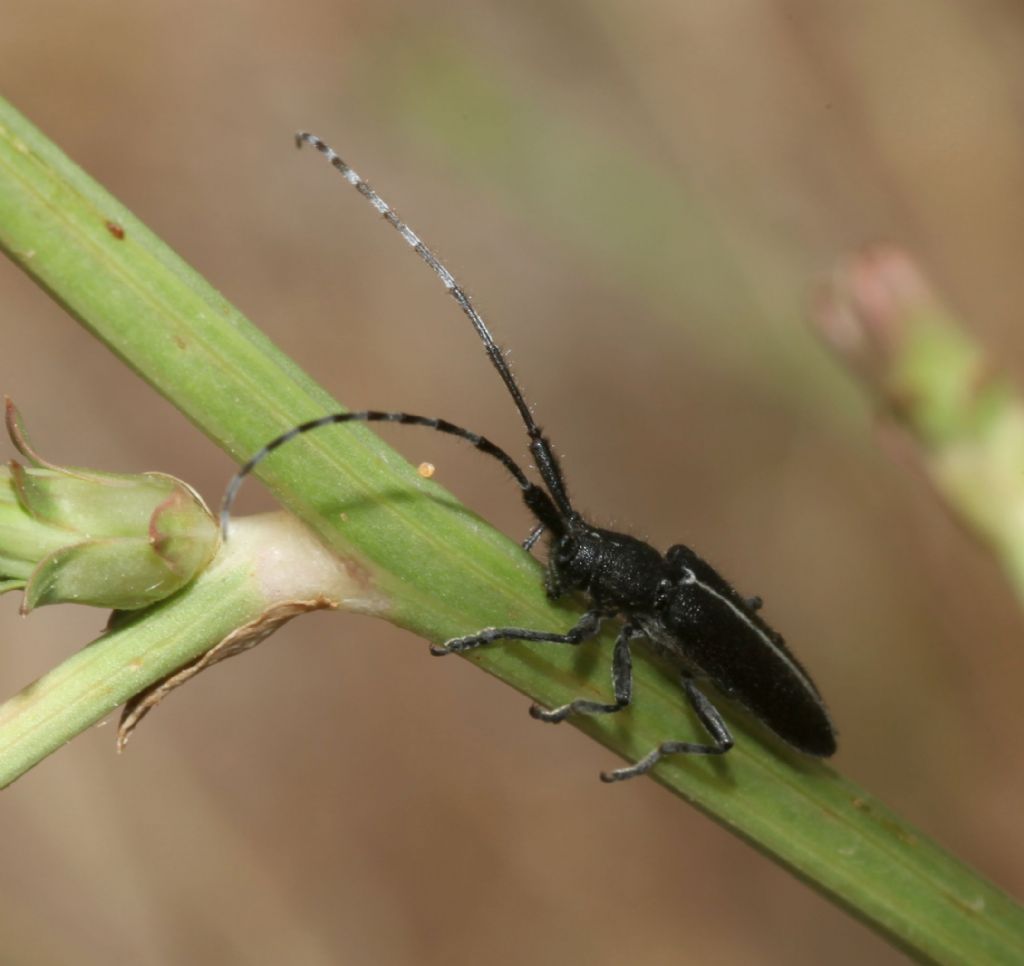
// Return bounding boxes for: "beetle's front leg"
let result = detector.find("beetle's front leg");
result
[430,609,609,656]
[544,565,565,600]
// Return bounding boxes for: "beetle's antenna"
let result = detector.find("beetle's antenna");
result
[219,410,564,540]
[295,132,574,522]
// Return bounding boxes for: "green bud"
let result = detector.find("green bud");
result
[0,399,219,612]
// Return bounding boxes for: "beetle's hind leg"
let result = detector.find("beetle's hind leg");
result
[601,674,734,783]
[529,622,640,723]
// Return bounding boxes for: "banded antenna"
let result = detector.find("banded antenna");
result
[219,133,573,541]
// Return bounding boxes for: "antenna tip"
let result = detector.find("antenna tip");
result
[218,478,240,541]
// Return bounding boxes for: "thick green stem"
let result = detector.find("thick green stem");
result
[1,97,1022,964]
[0,513,355,786]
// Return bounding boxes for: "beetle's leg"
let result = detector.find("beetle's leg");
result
[600,674,734,783]
[530,622,641,723]
[522,523,545,552]
[430,609,608,656]
[544,566,565,600]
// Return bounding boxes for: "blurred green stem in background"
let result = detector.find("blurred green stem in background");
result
[371,36,843,407]
[816,244,1024,606]
[0,97,1022,964]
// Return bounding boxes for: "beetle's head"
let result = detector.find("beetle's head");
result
[547,517,601,597]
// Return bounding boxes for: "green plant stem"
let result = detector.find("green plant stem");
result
[0,513,355,786]
[1,97,1022,964]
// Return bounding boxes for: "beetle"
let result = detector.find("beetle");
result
[220,132,836,782]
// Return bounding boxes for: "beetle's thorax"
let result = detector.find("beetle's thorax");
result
[548,519,668,611]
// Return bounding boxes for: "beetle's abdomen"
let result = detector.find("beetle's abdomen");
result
[660,583,836,757]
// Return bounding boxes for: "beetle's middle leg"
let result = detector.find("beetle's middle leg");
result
[529,622,641,723]
[600,673,734,782]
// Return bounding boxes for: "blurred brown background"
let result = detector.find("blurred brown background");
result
[3,1,1024,963]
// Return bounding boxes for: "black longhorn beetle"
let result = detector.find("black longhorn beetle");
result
[220,132,837,782]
